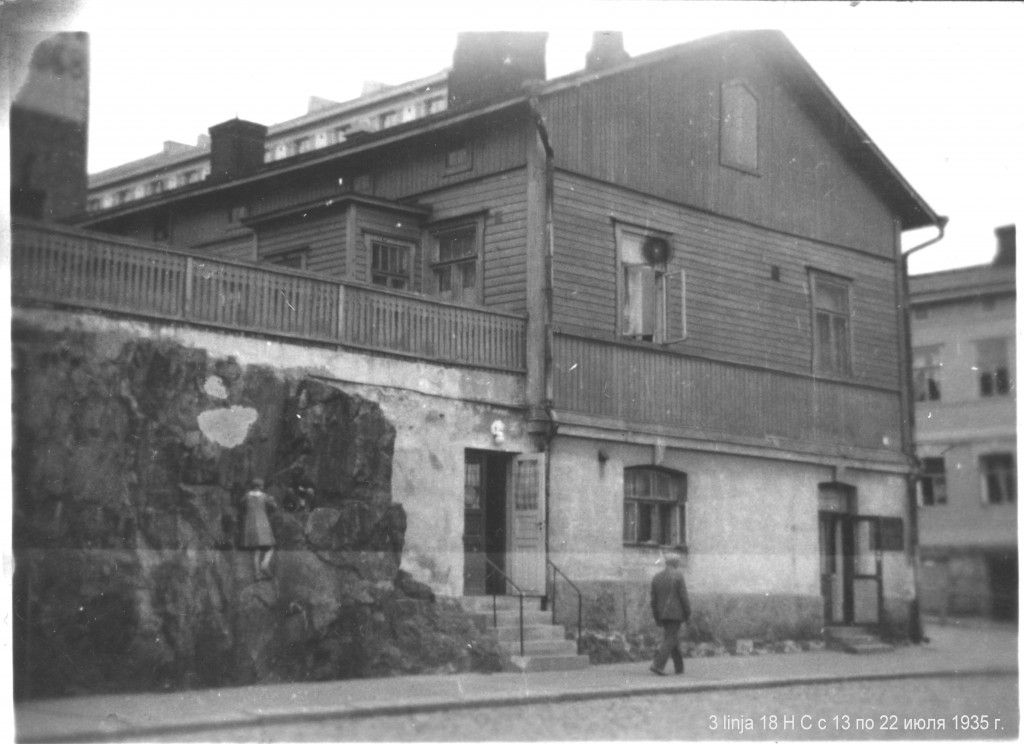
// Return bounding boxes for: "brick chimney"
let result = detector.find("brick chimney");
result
[993,224,1015,267]
[208,119,267,181]
[448,32,547,109]
[585,31,630,73]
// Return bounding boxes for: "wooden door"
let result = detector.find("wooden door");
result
[507,453,546,594]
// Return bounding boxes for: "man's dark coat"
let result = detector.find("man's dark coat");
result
[650,564,691,626]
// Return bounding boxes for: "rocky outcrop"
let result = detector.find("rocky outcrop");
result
[12,327,500,699]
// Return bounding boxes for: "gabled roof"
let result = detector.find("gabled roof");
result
[539,29,941,231]
[74,30,941,232]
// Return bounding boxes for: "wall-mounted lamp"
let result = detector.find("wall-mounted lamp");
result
[491,420,506,446]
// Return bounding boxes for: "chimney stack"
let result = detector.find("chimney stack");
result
[993,224,1016,267]
[585,31,630,73]
[208,119,267,181]
[448,32,548,109]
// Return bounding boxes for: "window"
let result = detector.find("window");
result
[115,189,130,205]
[981,453,1016,505]
[380,111,399,129]
[333,126,350,144]
[430,223,479,304]
[720,81,758,172]
[976,338,1011,397]
[913,345,943,401]
[370,239,413,290]
[295,137,313,154]
[264,248,309,270]
[623,467,687,548]
[810,271,852,376]
[427,96,447,114]
[228,205,249,224]
[146,179,164,196]
[618,225,686,344]
[274,143,289,160]
[445,145,472,174]
[918,457,947,506]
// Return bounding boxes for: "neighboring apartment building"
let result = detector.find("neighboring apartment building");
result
[86,71,448,212]
[17,30,942,643]
[910,226,1017,622]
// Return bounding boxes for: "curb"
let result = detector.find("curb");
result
[19,666,1017,744]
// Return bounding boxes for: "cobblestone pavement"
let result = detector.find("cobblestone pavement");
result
[150,674,1018,741]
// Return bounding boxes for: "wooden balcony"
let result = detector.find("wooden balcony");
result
[552,332,905,455]
[11,220,526,372]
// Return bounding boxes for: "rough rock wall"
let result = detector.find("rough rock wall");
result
[12,327,500,699]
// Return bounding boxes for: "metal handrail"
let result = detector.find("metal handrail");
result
[546,558,583,655]
[483,557,526,657]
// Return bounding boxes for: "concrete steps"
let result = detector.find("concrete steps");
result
[825,625,894,654]
[461,595,590,672]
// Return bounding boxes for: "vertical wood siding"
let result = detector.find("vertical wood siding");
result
[552,333,903,452]
[552,173,901,391]
[540,50,897,257]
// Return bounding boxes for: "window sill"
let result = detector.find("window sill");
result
[624,542,688,554]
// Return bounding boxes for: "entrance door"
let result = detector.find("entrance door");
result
[820,513,882,625]
[463,451,509,595]
[507,453,546,595]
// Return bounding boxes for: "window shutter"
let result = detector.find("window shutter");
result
[661,269,687,344]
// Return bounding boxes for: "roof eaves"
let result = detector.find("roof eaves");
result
[74,96,530,227]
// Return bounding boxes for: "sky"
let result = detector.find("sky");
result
[8,0,1023,274]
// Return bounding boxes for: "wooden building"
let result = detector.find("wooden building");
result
[28,29,941,644]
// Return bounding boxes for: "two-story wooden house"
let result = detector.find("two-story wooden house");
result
[26,29,942,643]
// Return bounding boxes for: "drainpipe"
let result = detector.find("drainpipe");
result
[527,96,558,607]
[897,215,948,644]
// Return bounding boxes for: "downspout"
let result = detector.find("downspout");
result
[897,215,948,644]
[528,96,559,606]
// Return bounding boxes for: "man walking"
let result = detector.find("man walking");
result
[649,552,690,675]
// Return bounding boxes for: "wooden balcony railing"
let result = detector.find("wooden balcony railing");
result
[11,220,526,372]
[552,332,904,453]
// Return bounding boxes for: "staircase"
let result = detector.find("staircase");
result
[825,625,894,654]
[461,595,590,672]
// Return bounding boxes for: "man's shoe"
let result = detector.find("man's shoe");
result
[649,666,666,676]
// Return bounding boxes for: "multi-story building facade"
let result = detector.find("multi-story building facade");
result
[910,226,1017,622]
[15,29,942,661]
[86,71,448,212]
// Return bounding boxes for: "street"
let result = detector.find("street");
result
[150,673,1018,742]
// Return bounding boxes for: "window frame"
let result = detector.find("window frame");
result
[809,270,853,378]
[622,466,687,549]
[263,246,310,271]
[980,452,1016,505]
[918,457,948,506]
[427,219,483,305]
[444,145,473,175]
[719,79,760,175]
[366,235,416,291]
[912,344,943,402]
[975,337,1011,398]
[615,223,687,345]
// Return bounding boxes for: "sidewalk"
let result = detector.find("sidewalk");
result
[15,622,1018,743]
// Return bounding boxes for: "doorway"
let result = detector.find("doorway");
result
[463,450,509,596]
[462,450,547,596]
[988,551,1018,622]
[818,484,882,626]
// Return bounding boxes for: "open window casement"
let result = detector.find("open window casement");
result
[622,264,687,344]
